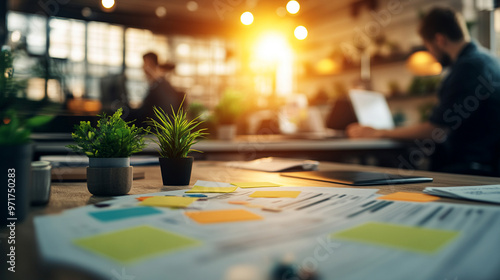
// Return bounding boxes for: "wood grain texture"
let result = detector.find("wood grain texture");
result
[2,161,500,280]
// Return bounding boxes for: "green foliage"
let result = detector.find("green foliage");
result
[66,108,149,158]
[0,110,53,145]
[147,105,207,159]
[1,48,14,110]
[214,89,244,125]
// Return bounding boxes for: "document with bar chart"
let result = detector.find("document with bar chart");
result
[34,181,500,280]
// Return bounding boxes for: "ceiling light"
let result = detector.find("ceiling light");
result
[101,0,115,9]
[294,26,308,40]
[241,12,254,25]
[286,1,300,14]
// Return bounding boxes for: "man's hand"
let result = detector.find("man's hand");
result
[346,123,384,139]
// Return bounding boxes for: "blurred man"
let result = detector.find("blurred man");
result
[347,7,500,176]
[128,52,184,124]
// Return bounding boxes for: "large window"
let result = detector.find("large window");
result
[7,11,235,109]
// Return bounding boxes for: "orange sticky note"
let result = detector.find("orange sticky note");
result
[377,192,440,203]
[136,196,153,201]
[249,191,301,198]
[228,201,250,205]
[185,209,263,224]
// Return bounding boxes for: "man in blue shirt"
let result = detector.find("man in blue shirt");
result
[347,7,500,176]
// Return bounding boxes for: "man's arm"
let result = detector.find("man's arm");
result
[347,121,446,140]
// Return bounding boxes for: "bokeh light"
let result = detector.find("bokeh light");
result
[241,12,254,25]
[286,1,300,14]
[294,26,308,40]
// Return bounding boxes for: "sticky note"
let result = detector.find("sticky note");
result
[378,192,440,203]
[185,185,238,193]
[249,191,301,198]
[228,201,250,205]
[140,196,198,208]
[231,182,282,188]
[89,207,162,222]
[136,196,153,201]
[74,225,200,263]
[332,222,459,254]
[185,209,263,224]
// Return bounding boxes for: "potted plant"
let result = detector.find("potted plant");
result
[1,48,53,224]
[214,89,243,140]
[147,105,207,186]
[66,108,149,196]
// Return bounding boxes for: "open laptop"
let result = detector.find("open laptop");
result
[349,89,395,130]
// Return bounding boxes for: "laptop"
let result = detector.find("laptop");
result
[281,170,433,186]
[349,89,395,130]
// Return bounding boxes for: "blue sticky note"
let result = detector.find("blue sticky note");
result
[89,207,162,222]
[183,194,208,197]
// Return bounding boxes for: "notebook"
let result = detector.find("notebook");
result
[281,170,433,186]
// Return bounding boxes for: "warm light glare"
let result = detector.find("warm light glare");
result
[294,26,308,40]
[186,1,199,12]
[101,0,115,9]
[286,1,300,14]
[241,12,254,25]
[156,6,167,18]
[407,51,442,76]
[254,33,290,61]
[316,58,341,74]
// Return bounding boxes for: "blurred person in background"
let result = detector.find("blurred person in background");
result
[347,7,500,176]
[127,52,184,124]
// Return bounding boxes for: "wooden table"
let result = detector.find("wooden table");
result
[3,161,500,280]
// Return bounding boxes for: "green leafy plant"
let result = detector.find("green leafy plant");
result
[0,110,53,145]
[147,105,207,159]
[214,89,244,125]
[67,108,149,158]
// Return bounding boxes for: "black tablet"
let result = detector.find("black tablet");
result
[281,170,433,186]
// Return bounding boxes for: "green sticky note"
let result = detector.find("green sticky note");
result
[231,182,282,188]
[185,185,238,193]
[74,226,200,263]
[332,222,459,254]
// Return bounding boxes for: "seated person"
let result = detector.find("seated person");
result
[127,52,184,124]
[347,7,500,176]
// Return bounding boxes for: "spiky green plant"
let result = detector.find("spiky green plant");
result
[147,105,207,159]
[66,108,149,158]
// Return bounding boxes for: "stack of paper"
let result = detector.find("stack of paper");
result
[424,185,500,204]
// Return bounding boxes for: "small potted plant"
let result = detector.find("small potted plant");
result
[147,105,207,186]
[67,108,149,196]
[1,48,53,223]
[214,89,243,140]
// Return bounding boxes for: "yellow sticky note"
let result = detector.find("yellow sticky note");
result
[332,222,459,254]
[185,185,238,193]
[140,196,198,208]
[378,192,440,203]
[185,209,263,224]
[231,182,282,188]
[249,191,301,198]
[74,225,200,263]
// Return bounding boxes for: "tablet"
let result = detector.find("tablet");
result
[280,170,433,186]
